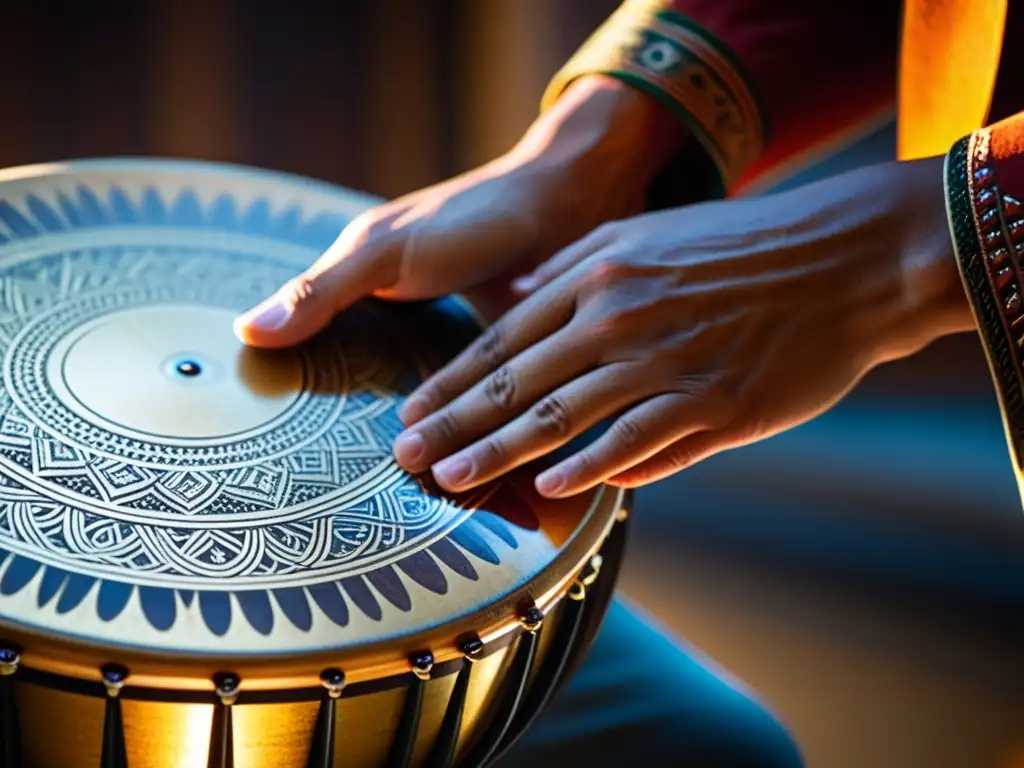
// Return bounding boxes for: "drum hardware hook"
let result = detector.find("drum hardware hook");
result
[410,651,434,682]
[459,635,484,664]
[319,668,346,700]
[100,663,128,698]
[0,649,19,677]
[213,672,240,706]
[567,579,586,602]
[518,605,544,634]
[581,554,603,587]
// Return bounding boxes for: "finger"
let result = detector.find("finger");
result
[606,431,726,487]
[533,392,722,498]
[234,221,398,349]
[394,320,599,475]
[428,362,656,492]
[399,268,580,426]
[511,225,615,295]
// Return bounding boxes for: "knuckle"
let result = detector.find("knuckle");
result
[432,408,463,443]
[348,208,377,231]
[282,275,317,308]
[484,365,517,410]
[591,222,619,243]
[478,437,509,469]
[571,449,597,480]
[670,372,719,398]
[583,256,632,291]
[586,315,628,352]
[603,304,645,333]
[350,208,388,238]
[670,374,738,425]
[477,324,508,370]
[705,381,741,423]
[612,417,646,453]
[409,384,438,411]
[335,208,404,260]
[533,396,572,437]
[336,211,378,250]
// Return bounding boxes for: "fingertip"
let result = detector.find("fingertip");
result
[398,395,431,426]
[233,307,317,349]
[393,431,427,471]
[232,295,286,341]
[511,275,538,294]
[534,467,566,498]
[232,314,254,344]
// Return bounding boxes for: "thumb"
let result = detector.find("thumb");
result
[234,224,398,349]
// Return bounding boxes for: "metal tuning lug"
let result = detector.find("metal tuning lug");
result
[461,605,544,768]
[100,663,129,768]
[425,637,483,768]
[385,651,434,768]
[306,668,345,768]
[207,673,239,768]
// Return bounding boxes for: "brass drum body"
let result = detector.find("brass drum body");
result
[0,160,628,767]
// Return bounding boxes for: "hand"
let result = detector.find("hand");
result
[234,76,685,347]
[393,157,975,497]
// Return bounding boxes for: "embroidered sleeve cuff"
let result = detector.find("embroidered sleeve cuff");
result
[945,120,1024,483]
[541,0,767,193]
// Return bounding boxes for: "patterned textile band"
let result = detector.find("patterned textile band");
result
[945,114,1024,489]
[541,0,767,192]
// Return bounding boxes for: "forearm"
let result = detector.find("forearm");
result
[513,75,688,192]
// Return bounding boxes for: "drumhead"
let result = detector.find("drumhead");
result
[0,158,621,677]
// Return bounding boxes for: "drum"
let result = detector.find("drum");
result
[0,159,628,767]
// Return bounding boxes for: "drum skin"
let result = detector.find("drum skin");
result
[0,159,627,768]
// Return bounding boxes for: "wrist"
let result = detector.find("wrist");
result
[873,156,975,363]
[895,156,976,338]
[802,157,973,370]
[511,75,688,188]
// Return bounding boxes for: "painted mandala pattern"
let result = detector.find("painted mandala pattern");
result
[0,176,527,638]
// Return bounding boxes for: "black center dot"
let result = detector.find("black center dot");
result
[176,360,202,378]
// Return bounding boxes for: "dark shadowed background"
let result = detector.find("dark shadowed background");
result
[2,1,1023,765]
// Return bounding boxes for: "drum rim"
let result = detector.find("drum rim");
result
[0,156,381,209]
[0,156,626,693]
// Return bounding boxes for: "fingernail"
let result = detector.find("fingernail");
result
[394,432,425,467]
[433,456,472,488]
[239,299,290,332]
[535,469,565,497]
[400,395,430,425]
[511,275,536,293]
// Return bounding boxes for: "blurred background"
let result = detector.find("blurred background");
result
[2,1,1023,765]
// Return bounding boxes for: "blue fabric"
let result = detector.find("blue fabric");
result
[501,598,803,767]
